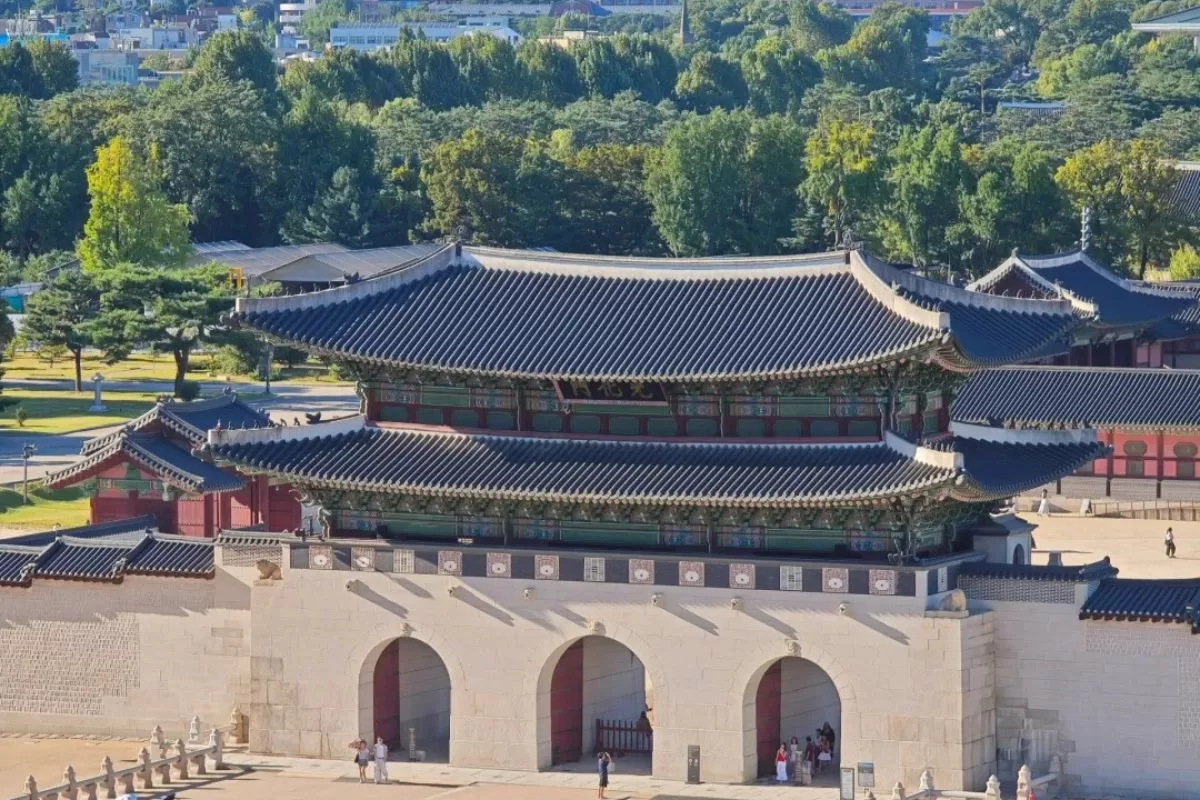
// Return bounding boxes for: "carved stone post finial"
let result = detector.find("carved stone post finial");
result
[210,728,225,769]
[175,739,190,780]
[1016,764,1032,800]
[189,715,202,744]
[138,748,154,789]
[101,756,116,800]
[890,781,905,800]
[985,774,1001,799]
[151,724,167,758]
[25,775,37,800]
[230,707,243,743]
[866,792,876,800]
[63,764,78,800]
[919,769,934,793]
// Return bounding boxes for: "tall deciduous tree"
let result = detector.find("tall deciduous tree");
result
[25,39,78,98]
[191,30,279,96]
[77,136,191,272]
[800,117,884,249]
[645,110,806,256]
[881,124,968,269]
[20,270,99,391]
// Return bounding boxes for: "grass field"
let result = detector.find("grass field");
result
[0,389,162,434]
[0,485,90,534]
[3,351,336,385]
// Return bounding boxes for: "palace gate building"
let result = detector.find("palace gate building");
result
[3,245,1198,798]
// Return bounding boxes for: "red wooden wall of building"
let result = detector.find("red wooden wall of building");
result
[755,661,782,777]
[373,640,401,749]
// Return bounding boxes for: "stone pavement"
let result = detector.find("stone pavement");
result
[1019,512,1200,578]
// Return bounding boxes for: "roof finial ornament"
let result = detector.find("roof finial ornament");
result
[1080,206,1092,252]
[678,0,694,44]
[1011,246,1020,258]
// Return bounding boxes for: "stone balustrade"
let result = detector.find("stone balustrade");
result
[14,726,226,800]
[861,760,1063,800]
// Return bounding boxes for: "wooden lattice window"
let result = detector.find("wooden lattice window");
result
[1123,440,1147,477]
[1174,443,1198,479]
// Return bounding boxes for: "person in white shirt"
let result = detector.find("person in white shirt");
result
[374,736,390,783]
[1166,527,1176,558]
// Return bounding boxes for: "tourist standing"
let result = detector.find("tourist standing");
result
[1037,489,1050,517]
[1166,527,1176,558]
[788,736,800,779]
[374,736,390,784]
[350,738,370,783]
[775,743,788,783]
[597,751,612,799]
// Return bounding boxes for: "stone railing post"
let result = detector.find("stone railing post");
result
[1048,754,1063,792]
[985,774,1001,800]
[151,725,167,759]
[229,707,244,744]
[175,739,189,780]
[101,756,116,800]
[210,727,225,769]
[61,765,77,800]
[191,747,208,776]
[190,715,202,744]
[137,747,154,790]
[119,769,134,797]
[80,780,97,800]
[25,775,38,800]
[891,781,905,800]
[1016,764,1032,800]
[919,769,934,795]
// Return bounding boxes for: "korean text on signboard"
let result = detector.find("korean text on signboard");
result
[554,380,668,405]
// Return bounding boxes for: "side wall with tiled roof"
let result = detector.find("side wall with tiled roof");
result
[0,569,250,737]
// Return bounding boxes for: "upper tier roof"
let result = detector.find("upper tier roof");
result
[954,366,1200,430]
[968,252,1197,330]
[207,417,1105,507]
[83,391,271,455]
[233,245,1081,382]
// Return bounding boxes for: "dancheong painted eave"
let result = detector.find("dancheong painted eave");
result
[231,245,1083,383]
[207,417,1106,508]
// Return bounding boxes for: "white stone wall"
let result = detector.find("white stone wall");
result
[581,636,645,754]
[0,570,251,738]
[984,598,1200,799]
[780,657,841,757]
[254,567,992,790]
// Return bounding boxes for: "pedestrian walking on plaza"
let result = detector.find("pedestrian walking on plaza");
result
[1037,489,1051,517]
[350,738,370,783]
[374,736,390,783]
[1166,527,1176,558]
[597,750,612,799]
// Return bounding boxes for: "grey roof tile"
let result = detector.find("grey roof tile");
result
[1080,578,1200,631]
[960,556,1117,582]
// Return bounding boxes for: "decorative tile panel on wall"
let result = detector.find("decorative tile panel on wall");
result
[678,561,704,587]
[869,569,897,595]
[780,565,803,591]
[351,547,375,571]
[730,563,755,589]
[535,554,559,580]
[583,557,605,582]
[822,568,849,593]
[437,550,462,576]
[1084,620,1192,657]
[308,545,333,570]
[629,559,654,584]
[392,549,414,574]
[486,552,511,578]
[221,543,283,568]
[959,576,1075,604]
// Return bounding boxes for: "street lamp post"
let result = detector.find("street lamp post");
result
[21,442,37,505]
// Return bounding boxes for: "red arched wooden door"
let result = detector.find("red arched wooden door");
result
[755,660,782,777]
[549,640,584,765]
[373,640,401,748]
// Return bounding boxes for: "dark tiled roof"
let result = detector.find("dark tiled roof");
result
[234,247,1081,381]
[83,393,271,454]
[2,515,158,547]
[0,533,215,585]
[48,432,245,494]
[1168,168,1200,223]
[959,556,1117,582]
[945,435,1108,497]
[1147,283,1200,340]
[1080,578,1200,632]
[214,425,959,506]
[954,367,1200,429]
[974,253,1197,329]
[0,546,40,586]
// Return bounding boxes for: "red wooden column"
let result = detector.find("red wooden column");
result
[259,476,272,530]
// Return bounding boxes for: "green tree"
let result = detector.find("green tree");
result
[553,92,675,147]
[517,41,584,105]
[553,133,661,254]
[817,4,930,93]
[77,136,191,272]
[645,110,806,256]
[191,29,279,97]
[881,124,967,269]
[674,52,748,113]
[299,165,379,246]
[1168,244,1200,280]
[125,80,279,246]
[299,0,354,45]
[20,270,99,391]
[0,42,40,97]
[2,172,67,257]
[449,35,525,104]
[800,117,885,249]
[1056,138,1188,276]
[741,37,820,116]
[787,0,853,54]
[25,39,78,98]
[385,35,470,110]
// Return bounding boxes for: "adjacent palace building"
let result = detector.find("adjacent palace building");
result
[3,245,1198,799]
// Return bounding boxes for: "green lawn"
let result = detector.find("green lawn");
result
[3,351,336,385]
[0,389,162,434]
[0,485,91,534]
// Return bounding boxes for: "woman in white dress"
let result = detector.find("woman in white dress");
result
[775,743,789,782]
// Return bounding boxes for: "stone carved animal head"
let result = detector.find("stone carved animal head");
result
[256,560,282,580]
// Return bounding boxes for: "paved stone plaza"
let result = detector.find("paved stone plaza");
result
[1021,512,1200,577]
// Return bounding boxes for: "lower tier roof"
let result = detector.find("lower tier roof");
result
[1080,578,1200,632]
[0,530,215,587]
[46,431,245,494]
[208,418,1106,508]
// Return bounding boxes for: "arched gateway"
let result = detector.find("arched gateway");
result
[750,657,842,779]
[359,637,453,760]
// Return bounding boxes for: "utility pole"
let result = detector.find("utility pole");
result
[21,442,37,505]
